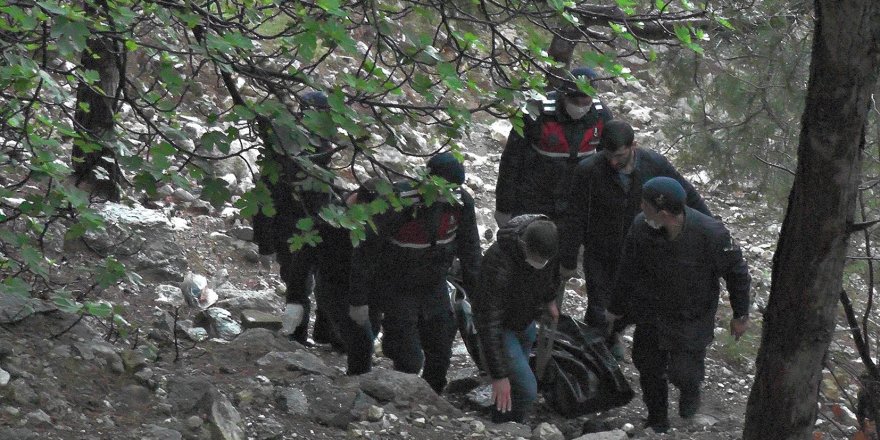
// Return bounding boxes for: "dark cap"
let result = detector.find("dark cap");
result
[427,152,466,185]
[301,91,329,109]
[558,67,598,97]
[642,177,686,212]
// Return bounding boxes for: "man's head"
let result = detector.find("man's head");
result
[558,67,597,120]
[602,120,636,171]
[427,152,466,185]
[520,220,558,269]
[301,91,329,110]
[641,177,686,229]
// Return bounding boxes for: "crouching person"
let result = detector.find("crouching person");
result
[472,215,560,423]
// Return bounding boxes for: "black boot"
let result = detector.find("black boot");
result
[679,388,701,418]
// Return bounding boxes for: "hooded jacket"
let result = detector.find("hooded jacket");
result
[473,214,560,379]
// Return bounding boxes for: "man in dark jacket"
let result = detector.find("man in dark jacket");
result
[558,120,712,358]
[252,91,344,348]
[349,153,482,394]
[494,68,613,225]
[472,215,560,423]
[606,177,751,433]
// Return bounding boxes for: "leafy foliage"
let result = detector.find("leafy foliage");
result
[0,0,731,333]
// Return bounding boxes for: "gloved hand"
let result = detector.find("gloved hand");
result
[348,305,370,327]
[559,265,578,279]
[604,309,623,335]
[280,303,304,335]
[494,211,512,227]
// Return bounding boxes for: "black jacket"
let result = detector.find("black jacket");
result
[607,207,751,351]
[558,148,711,302]
[473,215,560,379]
[252,133,336,256]
[348,182,482,307]
[495,98,613,219]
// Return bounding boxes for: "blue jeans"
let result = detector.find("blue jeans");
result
[492,322,538,423]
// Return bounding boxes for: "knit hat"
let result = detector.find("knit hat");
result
[427,152,466,185]
[521,220,558,260]
[642,177,686,212]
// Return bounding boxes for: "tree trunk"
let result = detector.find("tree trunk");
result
[743,1,880,439]
[71,34,122,201]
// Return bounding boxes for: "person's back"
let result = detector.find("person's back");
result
[494,68,613,223]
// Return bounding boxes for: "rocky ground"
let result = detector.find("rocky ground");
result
[0,75,866,440]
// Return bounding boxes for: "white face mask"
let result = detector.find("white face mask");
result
[645,218,663,230]
[564,102,590,120]
[525,257,549,269]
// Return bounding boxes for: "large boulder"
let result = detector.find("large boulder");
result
[357,369,458,414]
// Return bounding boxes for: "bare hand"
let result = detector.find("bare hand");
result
[729,316,749,341]
[492,378,512,413]
[546,300,560,323]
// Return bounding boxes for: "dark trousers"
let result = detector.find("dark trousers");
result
[379,282,456,394]
[632,324,705,423]
[277,223,351,345]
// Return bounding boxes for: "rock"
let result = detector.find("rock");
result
[209,392,245,440]
[276,387,309,415]
[0,367,9,386]
[155,284,186,307]
[0,427,38,439]
[215,289,280,315]
[489,119,512,143]
[173,188,198,203]
[0,292,56,324]
[297,375,376,428]
[240,309,283,331]
[255,351,338,377]
[142,424,183,440]
[358,369,457,414]
[119,384,152,407]
[25,409,52,427]
[687,413,719,426]
[491,421,531,438]
[10,378,38,405]
[213,328,303,363]
[466,384,494,409]
[365,405,384,422]
[532,422,564,440]
[67,203,187,282]
[74,342,125,374]
[572,430,628,440]
[227,225,253,241]
[134,368,157,389]
[121,348,149,372]
[197,307,242,340]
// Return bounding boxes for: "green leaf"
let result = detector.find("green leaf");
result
[96,257,126,288]
[296,217,315,232]
[201,177,231,208]
[84,301,113,318]
[53,296,83,314]
[51,16,90,57]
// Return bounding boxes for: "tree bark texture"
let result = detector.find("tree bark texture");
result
[72,35,122,201]
[743,1,880,439]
